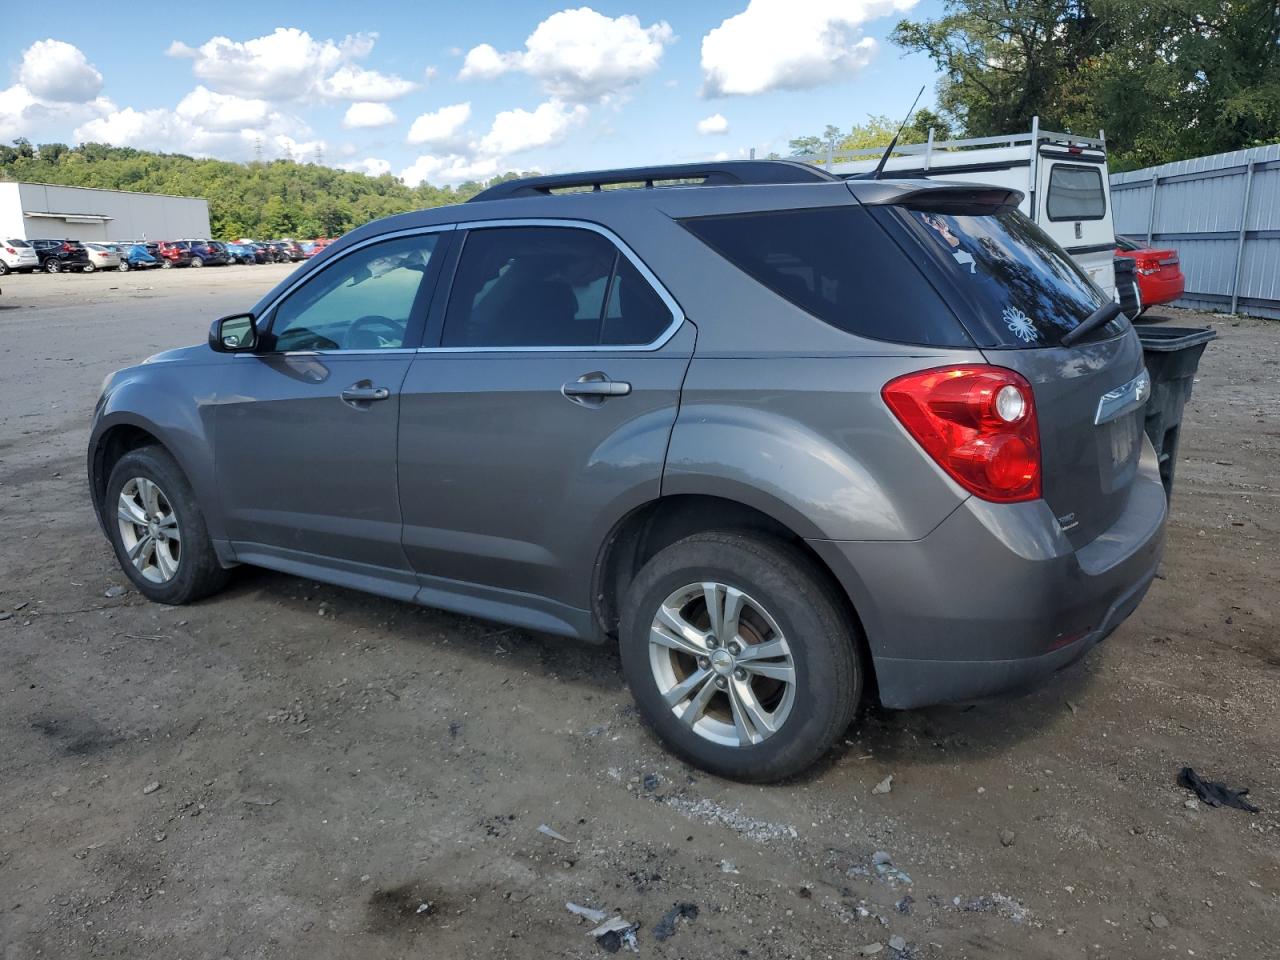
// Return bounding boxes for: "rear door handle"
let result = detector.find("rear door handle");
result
[562,372,631,405]
[340,381,391,404]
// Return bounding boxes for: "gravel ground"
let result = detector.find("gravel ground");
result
[1,265,1277,959]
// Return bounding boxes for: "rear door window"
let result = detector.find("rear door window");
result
[889,206,1112,347]
[1046,164,1105,221]
[441,226,674,348]
[680,205,970,347]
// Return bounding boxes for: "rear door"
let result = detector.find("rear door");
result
[397,221,693,616]
[886,202,1146,546]
[1037,152,1116,297]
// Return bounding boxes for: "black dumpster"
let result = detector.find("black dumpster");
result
[1135,326,1217,499]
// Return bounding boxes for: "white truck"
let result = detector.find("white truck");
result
[813,119,1118,299]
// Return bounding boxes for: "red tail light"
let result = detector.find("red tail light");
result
[4,246,14,254]
[62,241,73,252]
[882,365,1041,503]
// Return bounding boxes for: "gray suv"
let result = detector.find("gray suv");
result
[88,161,1166,781]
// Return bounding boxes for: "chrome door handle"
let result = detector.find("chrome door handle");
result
[562,372,631,406]
[340,382,390,403]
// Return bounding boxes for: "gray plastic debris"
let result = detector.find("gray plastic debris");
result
[870,851,912,886]
[889,935,907,951]
[588,916,639,953]
[566,901,609,923]
[719,860,739,874]
[872,774,894,795]
[653,902,698,941]
[538,823,570,842]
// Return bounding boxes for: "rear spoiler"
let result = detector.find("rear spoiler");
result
[848,180,1024,215]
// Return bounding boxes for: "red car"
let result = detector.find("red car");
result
[155,240,193,268]
[1114,235,1184,313]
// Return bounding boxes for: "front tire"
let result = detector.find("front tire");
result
[161,259,173,269]
[105,446,230,604]
[619,531,861,782]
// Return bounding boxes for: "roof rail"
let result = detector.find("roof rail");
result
[467,160,836,202]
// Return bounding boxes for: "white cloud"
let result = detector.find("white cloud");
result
[343,101,397,128]
[700,0,916,97]
[407,102,471,146]
[400,153,502,187]
[458,44,510,82]
[338,157,392,177]
[166,28,414,102]
[458,8,674,102]
[19,40,104,102]
[478,99,587,155]
[320,65,418,101]
[176,86,274,130]
[0,84,114,141]
[697,112,730,135]
[73,104,318,162]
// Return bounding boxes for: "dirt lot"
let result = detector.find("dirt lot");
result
[1,265,1276,959]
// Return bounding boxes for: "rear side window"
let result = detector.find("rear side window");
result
[892,206,1110,347]
[8,239,31,248]
[442,226,674,348]
[679,205,969,347]
[1046,164,1105,221]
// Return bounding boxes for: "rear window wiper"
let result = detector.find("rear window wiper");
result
[1060,301,1123,348]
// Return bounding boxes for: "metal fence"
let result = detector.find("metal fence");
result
[1110,144,1280,319]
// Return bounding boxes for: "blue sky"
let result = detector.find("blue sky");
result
[2,1,945,185]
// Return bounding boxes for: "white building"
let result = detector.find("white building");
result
[0,181,210,242]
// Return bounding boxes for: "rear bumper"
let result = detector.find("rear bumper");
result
[809,443,1167,709]
[1139,273,1184,306]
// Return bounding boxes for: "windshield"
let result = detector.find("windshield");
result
[889,206,1112,348]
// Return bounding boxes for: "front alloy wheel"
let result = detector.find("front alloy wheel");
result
[650,582,796,747]
[116,476,181,583]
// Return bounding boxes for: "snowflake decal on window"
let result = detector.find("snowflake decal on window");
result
[1002,305,1038,342]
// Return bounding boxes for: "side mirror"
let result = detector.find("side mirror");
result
[209,313,258,352]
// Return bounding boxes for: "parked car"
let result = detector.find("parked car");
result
[185,240,232,267]
[263,241,292,263]
[1115,235,1185,313]
[224,242,257,265]
[32,239,92,273]
[117,243,161,272]
[0,238,40,275]
[303,238,333,258]
[274,239,305,261]
[83,242,122,272]
[87,160,1167,782]
[155,241,193,268]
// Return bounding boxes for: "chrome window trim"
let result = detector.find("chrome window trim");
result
[418,217,686,354]
[252,224,458,352]
[1094,367,1152,425]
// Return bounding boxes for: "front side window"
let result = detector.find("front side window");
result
[1046,164,1105,221]
[441,226,672,348]
[270,233,439,351]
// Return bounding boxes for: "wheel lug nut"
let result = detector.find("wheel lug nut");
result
[698,657,710,670]
[728,642,741,655]
[706,638,718,649]
[714,676,727,689]
[734,668,746,681]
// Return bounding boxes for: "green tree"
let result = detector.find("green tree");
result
[892,0,1280,170]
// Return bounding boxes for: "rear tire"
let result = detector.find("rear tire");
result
[0,261,9,276]
[105,446,231,605]
[190,257,203,267]
[619,531,861,782]
[83,262,96,273]
[161,259,173,269]
[45,259,61,274]
[118,260,130,272]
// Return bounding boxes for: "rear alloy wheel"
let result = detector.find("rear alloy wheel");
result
[83,262,96,273]
[190,257,203,267]
[620,531,862,782]
[105,446,230,604]
[0,261,9,276]
[161,259,173,269]
[118,260,130,272]
[45,259,61,274]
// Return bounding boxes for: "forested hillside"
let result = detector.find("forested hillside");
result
[0,139,523,238]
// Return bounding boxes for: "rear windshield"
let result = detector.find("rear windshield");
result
[8,238,31,248]
[679,205,970,347]
[889,206,1110,348]
[1046,164,1106,221]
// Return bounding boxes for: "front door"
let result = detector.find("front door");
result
[397,223,693,624]
[214,229,450,585]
